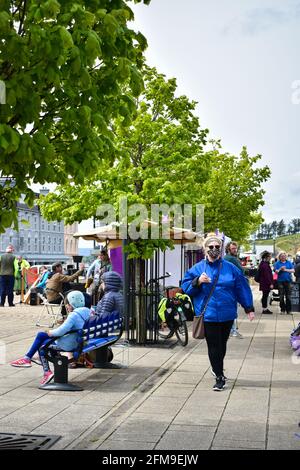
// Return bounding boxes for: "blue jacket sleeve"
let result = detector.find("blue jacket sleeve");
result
[37,271,49,289]
[234,271,254,312]
[181,265,203,298]
[87,260,96,278]
[50,313,76,337]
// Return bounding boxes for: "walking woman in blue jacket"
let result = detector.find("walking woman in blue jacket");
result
[182,233,255,391]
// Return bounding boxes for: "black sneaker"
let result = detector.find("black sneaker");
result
[213,376,226,391]
[262,309,273,314]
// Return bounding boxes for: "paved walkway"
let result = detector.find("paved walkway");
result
[0,286,299,450]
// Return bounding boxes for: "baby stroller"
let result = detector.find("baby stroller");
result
[269,275,280,306]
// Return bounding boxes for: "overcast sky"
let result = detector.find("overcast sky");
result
[129,0,300,224]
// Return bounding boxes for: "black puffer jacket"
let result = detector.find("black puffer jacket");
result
[95,271,123,317]
[295,260,300,282]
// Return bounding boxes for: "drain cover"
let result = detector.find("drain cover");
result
[0,433,61,450]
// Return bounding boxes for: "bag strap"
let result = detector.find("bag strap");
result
[200,261,223,317]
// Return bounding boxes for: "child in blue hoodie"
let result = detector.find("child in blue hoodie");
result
[11,291,91,385]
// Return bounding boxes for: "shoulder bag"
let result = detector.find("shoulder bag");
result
[192,261,223,339]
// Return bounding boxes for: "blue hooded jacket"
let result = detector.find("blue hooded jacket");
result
[50,307,91,351]
[181,258,254,322]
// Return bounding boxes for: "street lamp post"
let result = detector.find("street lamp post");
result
[273,236,276,256]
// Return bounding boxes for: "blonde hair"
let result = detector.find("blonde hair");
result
[203,232,223,248]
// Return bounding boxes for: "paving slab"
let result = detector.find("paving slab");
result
[0,289,299,450]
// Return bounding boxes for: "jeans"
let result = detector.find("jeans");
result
[261,290,270,309]
[25,332,53,373]
[204,320,234,377]
[0,275,15,306]
[278,282,292,312]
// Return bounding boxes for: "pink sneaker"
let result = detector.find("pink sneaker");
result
[11,357,32,368]
[40,371,54,386]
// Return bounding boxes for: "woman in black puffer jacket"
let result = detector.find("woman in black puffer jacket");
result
[95,271,123,317]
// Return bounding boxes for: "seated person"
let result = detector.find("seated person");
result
[31,266,50,298]
[10,291,91,385]
[95,271,123,318]
[45,262,85,304]
[46,262,85,317]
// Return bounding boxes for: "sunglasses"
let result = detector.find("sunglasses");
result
[208,245,221,249]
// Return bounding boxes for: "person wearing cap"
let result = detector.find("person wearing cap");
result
[224,241,244,337]
[257,251,274,314]
[274,251,295,314]
[45,261,85,304]
[86,248,112,304]
[0,245,19,307]
[181,232,255,391]
[10,290,91,385]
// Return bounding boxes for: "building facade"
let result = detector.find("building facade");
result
[0,188,69,265]
[64,223,79,258]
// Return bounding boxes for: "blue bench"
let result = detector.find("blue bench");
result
[40,311,123,391]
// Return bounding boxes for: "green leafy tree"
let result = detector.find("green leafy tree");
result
[40,68,271,251]
[200,146,271,242]
[277,219,286,236]
[40,66,210,258]
[0,0,150,232]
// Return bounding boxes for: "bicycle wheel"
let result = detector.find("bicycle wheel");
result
[175,318,188,346]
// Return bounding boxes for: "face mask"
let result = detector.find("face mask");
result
[207,247,221,259]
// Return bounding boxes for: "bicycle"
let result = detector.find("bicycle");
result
[146,273,189,347]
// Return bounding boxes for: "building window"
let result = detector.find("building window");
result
[42,236,45,252]
[48,222,51,231]
[41,220,45,231]
[20,237,24,251]
[27,237,31,252]
[34,237,38,252]
[34,216,38,230]
[48,236,51,251]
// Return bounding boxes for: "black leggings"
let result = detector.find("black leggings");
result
[204,320,234,377]
[261,290,270,309]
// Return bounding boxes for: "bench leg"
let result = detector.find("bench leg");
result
[39,355,83,391]
[92,346,121,369]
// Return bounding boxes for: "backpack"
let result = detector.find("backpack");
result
[175,293,194,321]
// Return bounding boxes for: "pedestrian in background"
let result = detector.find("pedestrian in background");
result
[182,233,255,391]
[294,255,300,282]
[14,255,30,295]
[224,241,244,337]
[257,251,273,314]
[86,248,112,304]
[274,251,294,314]
[0,245,18,307]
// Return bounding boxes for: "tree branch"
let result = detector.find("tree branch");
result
[18,0,27,36]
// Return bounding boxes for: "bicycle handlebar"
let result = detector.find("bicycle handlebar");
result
[147,272,171,285]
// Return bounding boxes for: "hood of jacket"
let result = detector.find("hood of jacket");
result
[102,271,122,292]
